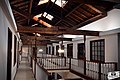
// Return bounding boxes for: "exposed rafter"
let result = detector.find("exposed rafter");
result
[70,13,107,30]
[28,0,33,24]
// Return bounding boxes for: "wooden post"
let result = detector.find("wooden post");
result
[98,62,101,80]
[84,35,86,75]
[34,33,37,80]
[69,58,71,70]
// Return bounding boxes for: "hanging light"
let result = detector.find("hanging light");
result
[58,0,64,56]
[58,34,64,54]
[58,42,64,53]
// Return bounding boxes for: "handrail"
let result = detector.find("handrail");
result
[36,56,117,80]
[36,62,49,75]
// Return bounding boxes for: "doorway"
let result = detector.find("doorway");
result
[7,28,12,80]
[67,44,73,58]
[77,43,85,59]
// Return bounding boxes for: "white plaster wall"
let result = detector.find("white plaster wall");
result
[0,6,8,80]
[104,34,118,62]
[61,32,118,62]
[22,46,28,57]
[0,0,21,80]
[36,64,48,80]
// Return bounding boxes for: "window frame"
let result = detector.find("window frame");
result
[90,39,105,62]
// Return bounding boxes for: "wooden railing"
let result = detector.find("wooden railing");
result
[71,58,117,80]
[37,54,117,80]
[37,57,70,70]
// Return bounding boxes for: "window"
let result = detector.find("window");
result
[90,39,105,62]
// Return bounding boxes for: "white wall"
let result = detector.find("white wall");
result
[59,31,119,62]
[36,64,48,80]
[0,0,21,80]
[22,46,28,57]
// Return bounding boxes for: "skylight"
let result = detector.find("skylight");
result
[38,0,49,5]
[43,12,54,20]
[51,0,68,8]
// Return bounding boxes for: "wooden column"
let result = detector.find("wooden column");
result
[34,33,37,80]
[84,35,86,75]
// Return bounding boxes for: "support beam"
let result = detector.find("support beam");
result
[21,34,72,41]
[18,27,99,36]
[28,0,33,24]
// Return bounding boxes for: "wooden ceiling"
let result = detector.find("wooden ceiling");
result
[9,0,118,45]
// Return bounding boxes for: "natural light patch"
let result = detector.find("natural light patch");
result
[51,0,68,8]
[32,24,38,27]
[34,13,42,18]
[38,0,49,5]
[58,35,83,38]
[43,12,54,20]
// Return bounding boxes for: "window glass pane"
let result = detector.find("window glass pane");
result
[90,39,104,62]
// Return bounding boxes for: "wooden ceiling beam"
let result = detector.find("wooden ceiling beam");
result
[55,4,83,25]
[18,26,99,36]
[28,0,33,25]
[48,11,74,27]
[11,5,33,19]
[20,34,72,41]
[12,6,29,19]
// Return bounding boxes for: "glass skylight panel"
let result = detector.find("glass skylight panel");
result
[43,12,47,17]
[43,12,54,20]
[38,0,49,5]
[46,14,54,20]
[51,0,68,8]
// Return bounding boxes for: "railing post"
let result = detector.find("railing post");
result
[84,59,86,75]
[98,62,101,80]
[69,58,71,70]
[64,57,66,66]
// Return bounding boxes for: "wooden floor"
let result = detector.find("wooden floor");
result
[15,58,35,80]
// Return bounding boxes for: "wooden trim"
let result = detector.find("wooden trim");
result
[47,68,69,70]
